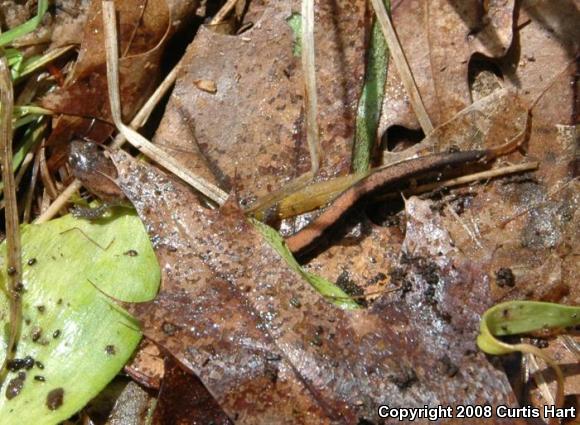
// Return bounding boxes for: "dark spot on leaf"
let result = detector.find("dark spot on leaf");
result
[310,327,324,347]
[124,249,138,256]
[31,327,42,342]
[36,305,46,313]
[52,330,61,339]
[35,360,45,369]
[289,296,301,308]
[105,344,116,355]
[23,356,35,370]
[27,258,37,266]
[34,375,46,382]
[495,267,515,288]
[162,322,177,336]
[14,282,25,292]
[439,355,459,377]
[367,272,387,285]
[5,374,26,399]
[264,362,279,383]
[335,270,365,305]
[7,356,34,372]
[46,388,64,410]
[389,365,417,390]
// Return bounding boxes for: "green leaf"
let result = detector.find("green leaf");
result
[353,0,390,173]
[0,210,160,425]
[252,219,360,310]
[477,301,580,355]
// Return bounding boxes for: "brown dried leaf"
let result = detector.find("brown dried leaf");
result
[153,356,231,425]
[152,0,371,205]
[379,0,515,133]
[124,339,165,390]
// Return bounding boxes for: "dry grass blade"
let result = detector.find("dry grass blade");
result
[302,0,321,173]
[210,0,239,25]
[23,145,41,223]
[102,0,228,205]
[0,57,23,378]
[405,161,539,196]
[369,0,433,134]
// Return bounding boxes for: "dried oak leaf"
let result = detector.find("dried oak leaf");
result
[124,338,165,390]
[110,151,522,424]
[379,0,515,134]
[152,0,372,204]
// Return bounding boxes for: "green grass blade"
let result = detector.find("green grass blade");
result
[353,0,390,173]
[0,0,49,47]
[252,219,360,309]
[286,13,302,57]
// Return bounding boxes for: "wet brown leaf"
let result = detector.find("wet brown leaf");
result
[109,150,522,424]
[153,356,231,425]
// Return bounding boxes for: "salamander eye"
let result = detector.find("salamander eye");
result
[69,140,98,171]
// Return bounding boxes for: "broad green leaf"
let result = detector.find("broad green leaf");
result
[252,219,360,310]
[0,210,160,425]
[477,301,580,356]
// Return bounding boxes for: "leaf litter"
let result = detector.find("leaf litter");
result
[107,148,522,423]
[0,0,578,423]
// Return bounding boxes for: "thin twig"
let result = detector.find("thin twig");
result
[102,0,228,205]
[0,57,23,379]
[302,0,321,173]
[369,0,433,134]
[38,138,58,199]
